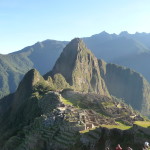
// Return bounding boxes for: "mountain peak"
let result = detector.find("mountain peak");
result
[45,38,90,83]
[16,69,44,96]
[119,31,129,36]
[45,39,110,96]
[100,31,109,35]
[22,69,42,86]
[64,38,87,53]
[70,37,81,42]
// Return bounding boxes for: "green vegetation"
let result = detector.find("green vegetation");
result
[134,121,150,128]
[79,127,97,133]
[0,40,66,99]
[60,94,86,109]
[102,101,115,108]
[60,97,73,106]
[100,124,131,130]
[53,73,71,90]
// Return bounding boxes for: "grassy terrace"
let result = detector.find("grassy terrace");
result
[80,124,131,134]
[134,121,150,128]
[60,93,150,132]
[100,124,131,130]
[80,121,150,134]
[60,97,73,106]
[98,121,131,130]
[80,127,97,134]
[60,95,86,108]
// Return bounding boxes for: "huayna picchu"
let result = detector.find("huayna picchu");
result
[0,38,149,150]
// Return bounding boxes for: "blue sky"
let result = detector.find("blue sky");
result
[1,0,150,54]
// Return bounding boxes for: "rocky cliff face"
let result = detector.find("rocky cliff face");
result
[45,38,109,96]
[99,60,150,116]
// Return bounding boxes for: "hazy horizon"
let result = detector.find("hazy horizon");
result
[2,30,150,55]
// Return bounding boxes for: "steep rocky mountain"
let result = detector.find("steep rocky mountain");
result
[99,60,150,117]
[0,40,66,98]
[45,38,109,96]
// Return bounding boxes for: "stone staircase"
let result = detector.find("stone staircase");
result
[53,128,78,149]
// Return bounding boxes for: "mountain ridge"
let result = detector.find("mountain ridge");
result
[0,40,66,98]
[0,38,149,149]
[1,31,150,99]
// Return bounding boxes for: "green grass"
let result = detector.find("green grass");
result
[134,121,150,128]
[101,102,115,108]
[60,97,73,106]
[60,95,86,108]
[79,127,97,134]
[100,124,131,130]
[80,123,131,134]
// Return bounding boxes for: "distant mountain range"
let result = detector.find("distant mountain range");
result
[83,31,150,81]
[1,31,150,100]
[0,38,149,150]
